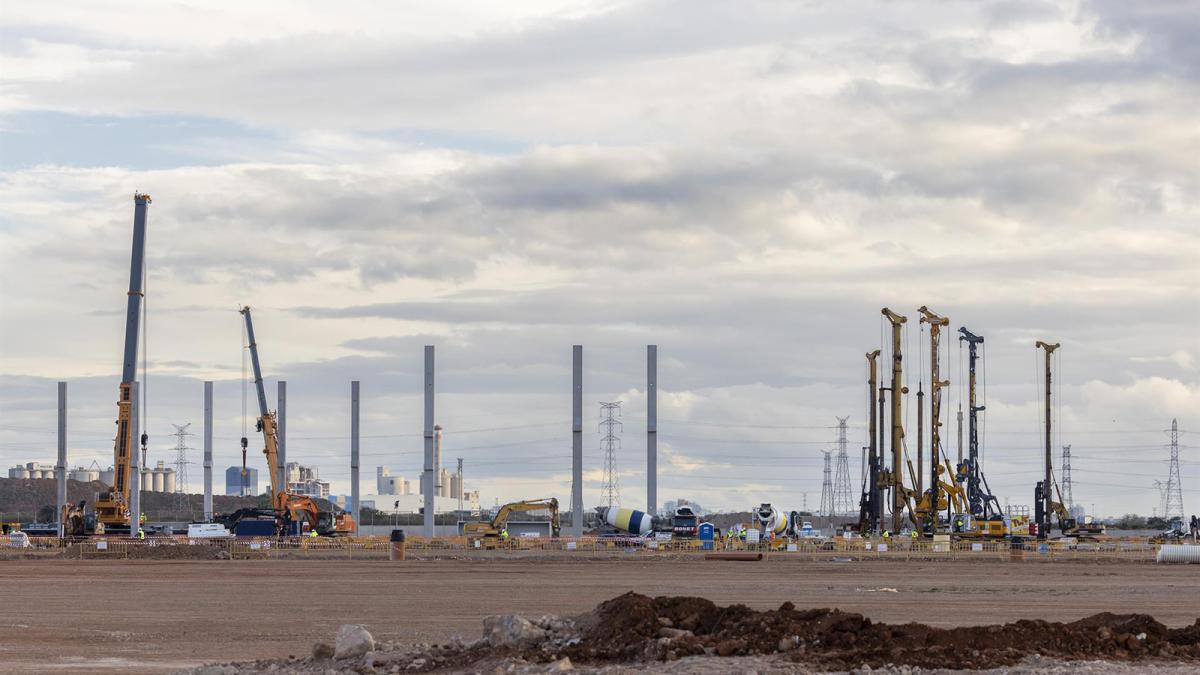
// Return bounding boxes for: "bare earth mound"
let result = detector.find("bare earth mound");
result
[187,592,1200,673]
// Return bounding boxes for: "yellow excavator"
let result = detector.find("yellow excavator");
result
[463,498,560,548]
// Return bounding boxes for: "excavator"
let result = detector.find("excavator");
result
[95,194,151,534]
[463,498,560,548]
[219,307,355,537]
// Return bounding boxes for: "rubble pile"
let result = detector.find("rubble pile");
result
[181,593,1200,674]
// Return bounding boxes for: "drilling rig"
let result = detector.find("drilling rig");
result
[880,308,916,533]
[857,350,883,534]
[94,194,151,534]
[956,327,1007,537]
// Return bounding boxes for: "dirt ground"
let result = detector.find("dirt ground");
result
[1,558,1196,673]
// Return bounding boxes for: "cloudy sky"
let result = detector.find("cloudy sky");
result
[1,0,1196,517]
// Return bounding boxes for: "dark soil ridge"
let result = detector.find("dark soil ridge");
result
[561,592,1200,670]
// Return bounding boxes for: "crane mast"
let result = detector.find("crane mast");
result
[239,306,284,508]
[957,327,999,519]
[857,350,882,534]
[96,194,151,530]
[918,306,950,532]
[881,308,908,533]
[1035,340,1059,540]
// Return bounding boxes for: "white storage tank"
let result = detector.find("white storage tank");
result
[152,462,165,493]
[141,468,153,492]
[9,467,30,479]
[162,468,176,493]
[70,468,100,482]
[99,467,115,486]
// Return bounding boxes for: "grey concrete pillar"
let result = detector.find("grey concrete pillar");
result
[56,381,67,538]
[423,346,435,538]
[129,381,140,538]
[351,380,360,534]
[647,345,657,516]
[203,381,213,521]
[571,345,583,537]
[277,381,287,493]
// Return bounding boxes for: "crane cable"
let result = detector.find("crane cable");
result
[140,228,149,469]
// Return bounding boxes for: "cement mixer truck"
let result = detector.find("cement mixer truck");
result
[755,503,789,540]
[596,506,654,536]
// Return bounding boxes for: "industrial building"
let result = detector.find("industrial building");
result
[285,462,329,498]
[331,492,481,515]
[8,461,57,479]
[9,460,175,493]
[376,466,412,495]
[225,466,259,496]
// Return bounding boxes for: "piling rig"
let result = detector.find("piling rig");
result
[95,194,151,534]
[857,350,883,534]
[917,306,952,533]
[880,308,912,533]
[1034,341,1059,540]
[956,327,1006,537]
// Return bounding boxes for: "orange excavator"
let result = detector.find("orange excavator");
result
[224,307,354,536]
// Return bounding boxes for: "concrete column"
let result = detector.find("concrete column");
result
[351,380,360,535]
[423,346,435,538]
[571,345,583,537]
[277,381,287,493]
[646,345,657,516]
[129,381,140,538]
[203,381,213,521]
[56,381,67,538]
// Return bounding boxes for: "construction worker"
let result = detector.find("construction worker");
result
[911,530,918,541]
[137,528,145,540]
[881,530,890,541]
[308,529,318,538]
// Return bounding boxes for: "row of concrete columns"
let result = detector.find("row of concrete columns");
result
[51,344,657,539]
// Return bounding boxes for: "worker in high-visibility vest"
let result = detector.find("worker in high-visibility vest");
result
[137,528,145,540]
[309,530,318,538]
[911,530,918,542]
[882,530,890,540]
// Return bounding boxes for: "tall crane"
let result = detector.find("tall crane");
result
[237,307,355,536]
[957,327,1003,526]
[918,306,950,533]
[1034,340,1059,540]
[95,194,151,532]
[881,308,908,533]
[857,350,882,534]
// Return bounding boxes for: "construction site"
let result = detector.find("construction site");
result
[3,4,1199,674]
[0,191,1195,674]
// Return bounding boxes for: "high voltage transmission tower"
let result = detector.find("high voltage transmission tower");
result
[598,402,622,508]
[832,416,853,515]
[1061,444,1073,512]
[1165,418,1184,522]
[819,451,834,517]
[171,423,193,512]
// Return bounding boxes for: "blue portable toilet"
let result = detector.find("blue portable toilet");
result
[698,523,715,550]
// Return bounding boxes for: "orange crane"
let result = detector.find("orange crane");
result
[237,307,354,536]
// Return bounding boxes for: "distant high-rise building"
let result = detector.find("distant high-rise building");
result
[225,466,259,496]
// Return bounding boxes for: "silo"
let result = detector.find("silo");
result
[152,466,164,493]
[142,468,153,492]
[450,473,461,499]
[163,468,176,493]
[11,467,30,479]
[69,468,88,482]
[99,467,115,486]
